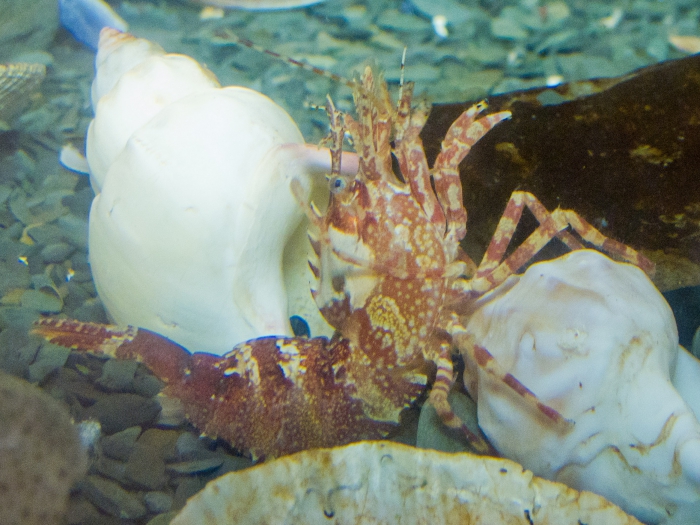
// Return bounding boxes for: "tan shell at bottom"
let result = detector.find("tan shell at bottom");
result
[172,441,640,525]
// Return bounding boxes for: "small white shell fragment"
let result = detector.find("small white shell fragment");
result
[463,249,700,524]
[432,15,448,38]
[669,35,700,55]
[199,6,225,19]
[59,143,89,174]
[171,441,640,525]
[599,7,623,29]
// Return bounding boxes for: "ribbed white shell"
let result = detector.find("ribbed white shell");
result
[464,250,700,524]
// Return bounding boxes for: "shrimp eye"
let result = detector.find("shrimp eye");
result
[330,176,346,193]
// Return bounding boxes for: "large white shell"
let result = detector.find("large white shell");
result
[171,441,640,524]
[87,29,333,354]
[463,250,700,524]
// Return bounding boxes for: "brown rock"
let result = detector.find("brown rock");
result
[0,371,87,525]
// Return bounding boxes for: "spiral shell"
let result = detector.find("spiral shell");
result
[87,29,333,355]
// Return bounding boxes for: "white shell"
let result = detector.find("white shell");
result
[171,441,640,524]
[463,250,700,524]
[87,29,333,354]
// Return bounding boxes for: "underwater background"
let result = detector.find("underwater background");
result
[1,0,700,523]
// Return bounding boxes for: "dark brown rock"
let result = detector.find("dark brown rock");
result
[80,475,146,520]
[83,393,160,434]
[423,54,700,290]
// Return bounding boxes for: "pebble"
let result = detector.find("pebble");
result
[50,366,104,404]
[138,428,180,460]
[57,213,89,248]
[416,389,480,454]
[101,426,141,461]
[132,370,164,398]
[0,327,39,376]
[491,16,529,40]
[173,477,207,510]
[409,0,476,25]
[80,475,147,520]
[166,457,225,475]
[24,223,64,245]
[93,455,130,485]
[376,9,431,33]
[20,288,62,313]
[144,492,174,514]
[95,359,138,392]
[121,429,180,489]
[65,496,107,525]
[203,453,254,480]
[70,297,109,323]
[41,241,76,263]
[125,443,167,489]
[175,432,213,461]
[27,341,71,382]
[146,511,178,525]
[83,393,161,434]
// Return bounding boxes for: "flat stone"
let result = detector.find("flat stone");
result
[95,359,138,392]
[0,306,42,333]
[144,491,174,514]
[376,9,431,32]
[123,430,180,490]
[80,475,147,520]
[83,393,160,434]
[125,442,167,489]
[409,0,477,24]
[173,477,206,510]
[126,428,178,490]
[57,213,88,248]
[491,16,528,40]
[137,428,180,460]
[93,455,129,485]
[416,389,480,454]
[20,288,62,313]
[166,457,224,475]
[175,432,214,461]
[41,241,75,263]
[65,496,105,525]
[132,371,163,398]
[146,511,178,525]
[202,453,253,482]
[26,223,64,245]
[0,254,28,293]
[101,426,141,461]
[51,369,104,405]
[27,341,71,383]
[0,327,39,377]
[70,297,109,323]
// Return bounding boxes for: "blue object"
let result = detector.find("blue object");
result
[289,315,311,338]
[59,0,128,50]
[663,285,700,349]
